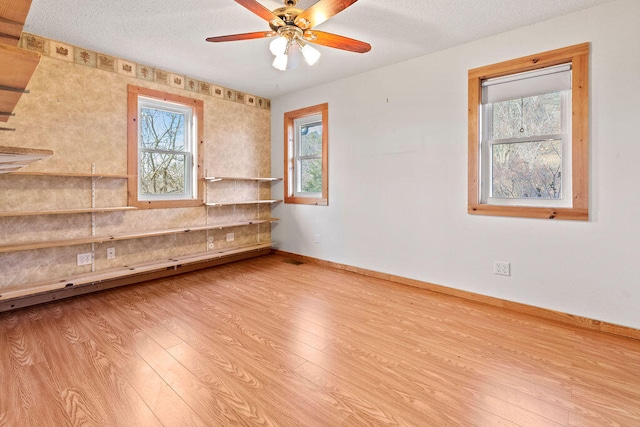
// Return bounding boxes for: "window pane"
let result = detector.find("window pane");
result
[140,107,185,151]
[492,92,563,139]
[491,139,562,199]
[140,152,186,195]
[300,122,322,156]
[297,158,322,193]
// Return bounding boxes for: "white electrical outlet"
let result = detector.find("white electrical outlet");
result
[314,233,321,244]
[494,261,511,276]
[106,247,116,260]
[77,252,93,266]
[226,232,234,242]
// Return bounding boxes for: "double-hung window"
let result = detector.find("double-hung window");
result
[481,64,572,206]
[468,43,589,220]
[284,103,328,205]
[127,85,203,209]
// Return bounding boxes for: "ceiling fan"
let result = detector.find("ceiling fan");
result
[206,0,371,70]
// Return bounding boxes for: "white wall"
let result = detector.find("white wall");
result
[271,0,640,329]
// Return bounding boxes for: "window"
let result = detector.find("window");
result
[127,85,203,208]
[468,43,589,220]
[284,103,328,205]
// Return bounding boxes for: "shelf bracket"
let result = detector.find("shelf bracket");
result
[0,127,16,131]
[0,84,29,94]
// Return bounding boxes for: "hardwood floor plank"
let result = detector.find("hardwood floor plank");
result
[104,289,185,350]
[1,254,639,426]
[123,358,209,427]
[318,340,571,425]
[294,360,421,426]
[1,312,44,367]
[168,341,328,426]
[129,328,245,425]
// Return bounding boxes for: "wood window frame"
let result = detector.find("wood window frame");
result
[468,43,590,221]
[284,103,329,206]
[127,85,204,209]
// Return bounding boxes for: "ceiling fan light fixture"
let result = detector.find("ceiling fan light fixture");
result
[269,36,288,56]
[297,39,321,66]
[206,0,371,70]
[273,53,288,71]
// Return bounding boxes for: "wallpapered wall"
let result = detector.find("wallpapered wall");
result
[0,34,273,289]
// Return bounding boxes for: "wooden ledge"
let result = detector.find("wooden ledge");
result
[0,244,272,311]
[11,171,130,179]
[0,145,52,172]
[206,200,282,207]
[0,218,278,253]
[0,206,136,217]
[204,176,282,182]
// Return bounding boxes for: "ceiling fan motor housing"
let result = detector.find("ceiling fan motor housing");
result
[269,7,304,30]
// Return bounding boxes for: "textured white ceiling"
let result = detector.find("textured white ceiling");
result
[25,0,614,99]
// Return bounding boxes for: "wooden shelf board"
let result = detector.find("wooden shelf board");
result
[205,199,282,207]
[0,206,137,217]
[0,44,41,122]
[0,145,52,172]
[11,171,130,179]
[0,0,31,46]
[204,176,282,182]
[0,243,272,301]
[0,145,53,157]
[0,218,278,253]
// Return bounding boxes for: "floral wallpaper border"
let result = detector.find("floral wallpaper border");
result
[20,33,271,110]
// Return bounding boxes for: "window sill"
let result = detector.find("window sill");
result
[468,204,588,221]
[284,196,328,206]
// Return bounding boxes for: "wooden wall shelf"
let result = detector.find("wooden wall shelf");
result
[0,0,32,46]
[0,243,272,302]
[0,145,53,173]
[205,199,282,207]
[0,218,278,253]
[0,43,41,124]
[0,206,136,218]
[204,176,282,182]
[11,171,130,179]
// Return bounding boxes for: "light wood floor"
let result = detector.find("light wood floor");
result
[1,254,639,426]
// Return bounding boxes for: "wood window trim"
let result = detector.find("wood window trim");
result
[127,85,204,209]
[468,43,589,221]
[284,103,329,206]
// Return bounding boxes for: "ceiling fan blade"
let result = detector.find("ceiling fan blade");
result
[303,30,371,53]
[295,0,358,29]
[235,0,286,27]
[206,31,276,43]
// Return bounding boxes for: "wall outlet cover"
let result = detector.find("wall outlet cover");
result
[77,252,93,266]
[494,261,511,276]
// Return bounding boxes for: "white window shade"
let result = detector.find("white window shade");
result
[482,64,571,104]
